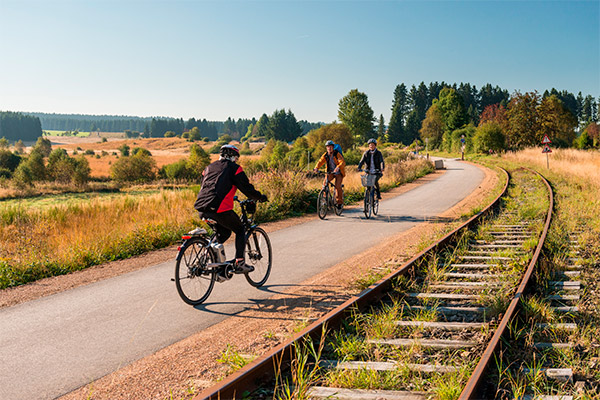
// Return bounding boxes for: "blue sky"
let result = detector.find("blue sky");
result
[1,0,598,123]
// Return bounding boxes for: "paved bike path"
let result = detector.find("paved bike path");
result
[0,159,484,400]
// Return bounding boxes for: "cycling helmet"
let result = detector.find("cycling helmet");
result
[325,140,335,146]
[220,144,240,158]
[367,138,377,145]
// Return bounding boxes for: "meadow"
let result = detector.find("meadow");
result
[0,152,434,289]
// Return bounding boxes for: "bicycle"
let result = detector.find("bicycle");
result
[174,197,272,305]
[360,169,380,219]
[315,171,343,219]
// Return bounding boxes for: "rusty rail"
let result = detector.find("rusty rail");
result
[458,168,554,399]
[195,168,510,400]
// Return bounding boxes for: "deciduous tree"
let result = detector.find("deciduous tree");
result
[337,89,375,144]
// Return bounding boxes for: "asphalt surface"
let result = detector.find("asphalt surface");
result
[0,158,484,400]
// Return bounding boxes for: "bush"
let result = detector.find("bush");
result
[473,122,505,153]
[343,148,362,165]
[84,149,95,156]
[110,153,156,183]
[131,147,152,157]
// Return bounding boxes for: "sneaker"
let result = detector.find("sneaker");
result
[336,204,343,210]
[377,194,382,200]
[233,259,254,274]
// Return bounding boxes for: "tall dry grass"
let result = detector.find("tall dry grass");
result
[0,158,434,288]
[0,190,198,288]
[503,148,600,188]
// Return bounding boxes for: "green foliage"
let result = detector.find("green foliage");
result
[443,125,475,153]
[343,148,362,165]
[266,109,302,142]
[131,147,152,157]
[22,151,46,181]
[118,144,130,157]
[0,149,21,173]
[12,162,33,188]
[306,123,354,157]
[338,89,375,143]
[186,144,210,178]
[388,83,408,143]
[163,130,176,138]
[538,95,577,148]
[84,149,95,156]
[0,137,9,149]
[110,153,156,183]
[33,137,52,157]
[506,91,541,149]
[474,122,506,153]
[436,87,468,134]
[419,103,444,148]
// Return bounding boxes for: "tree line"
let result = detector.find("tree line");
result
[0,112,42,142]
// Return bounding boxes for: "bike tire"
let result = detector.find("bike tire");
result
[317,188,328,219]
[244,227,272,287]
[175,237,216,305]
[365,188,373,219]
[373,192,379,216]
[333,186,343,216]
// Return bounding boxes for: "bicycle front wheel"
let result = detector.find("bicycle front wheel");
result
[317,188,328,219]
[333,186,343,216]
[244,227,272,287]
[373,192,379,216]
[364,188,372,219]
[175,238,216,305]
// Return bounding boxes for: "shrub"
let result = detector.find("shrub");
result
[343,148,362,165]
[131,147,152,157]
[474,122,506,153]
[110,153,156,182]
[118,144,130,157]
[84,149,95,156]
[0,149,21,172]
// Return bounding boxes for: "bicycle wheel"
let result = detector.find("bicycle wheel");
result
[333,186,343,216]
[244,227,272,287]
[317,188,328,219]
[365,188,373,219]
[373,192,379,216]
[363,188,371,219]
[175,238,216,305]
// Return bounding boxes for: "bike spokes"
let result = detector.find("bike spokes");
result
[245,227,272,287]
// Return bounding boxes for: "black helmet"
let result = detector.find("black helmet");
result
[220,144,240,158]
[325,140,334,146]
[367,138,377,145]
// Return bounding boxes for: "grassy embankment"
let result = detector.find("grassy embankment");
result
[490,149,600,396]
[0,158,434,289]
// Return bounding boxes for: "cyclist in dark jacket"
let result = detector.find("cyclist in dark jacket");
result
[357,138,385,199]
[194,144,267,273]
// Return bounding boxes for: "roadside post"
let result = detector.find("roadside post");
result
[425,137,429,160]
[460,135,466,160]
[541,135,552,169]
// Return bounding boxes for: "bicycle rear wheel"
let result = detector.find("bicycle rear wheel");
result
[317,188,328,219]
[244,227,272,287]
[175,238,216,305]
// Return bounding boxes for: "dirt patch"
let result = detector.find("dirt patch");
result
[4,163,496,400]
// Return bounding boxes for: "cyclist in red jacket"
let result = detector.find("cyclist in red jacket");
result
[194,145,267,273]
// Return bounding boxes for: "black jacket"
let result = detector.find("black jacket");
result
[358,149,385,172]
[194,159,262,213]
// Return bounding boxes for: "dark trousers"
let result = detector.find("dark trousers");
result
[374,173,382,197]
[199,210,245,259]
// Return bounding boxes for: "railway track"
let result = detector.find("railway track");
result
[195,167,554,400]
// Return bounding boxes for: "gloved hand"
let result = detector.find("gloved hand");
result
[259,194,268,203]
